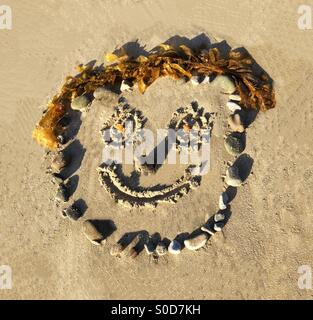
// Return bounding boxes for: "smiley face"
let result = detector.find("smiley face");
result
[33,40,275,256]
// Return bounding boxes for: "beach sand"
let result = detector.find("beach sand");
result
[0,0,313,299]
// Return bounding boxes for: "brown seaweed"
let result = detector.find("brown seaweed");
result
[32,44,275,150]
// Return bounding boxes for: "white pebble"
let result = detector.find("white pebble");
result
[168,240,181,255]
[219,192,229,210]
[227,101,241,112]
[211,75,236,94]
[214,213,225,222]
[120,80,133,92]
[184,233,208,250]
[190,76,201,86]
[229,94,241,101]
[214,222,224,232]
[201,226,214,236]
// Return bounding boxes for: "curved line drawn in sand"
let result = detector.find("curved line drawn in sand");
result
[97,164,201,208]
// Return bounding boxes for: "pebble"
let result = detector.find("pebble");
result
[82,220,103,245]
[214,222,224,232]
[225,165,243,187]
[56,183,69,202]
[228,114,245,133]
[190,76,202,86]
[229,94,241,101]
[63,204,83,221]
[120,80,133,92]
[51,152,70,172]
[219,192,229,210]
[110,243,124,257]
[227,101,241,112]
[168,240,182,255]
[51,173,63,185]
[201,226,214,235]
[57,134,66,145]
[71,95,91,111]
[211,75,236,94]
[224,133,245,155]
[144,242,155,255]
[93,87,109,100]
[184,233,208,251]
[214,212,226,222]
[156,241,167,256]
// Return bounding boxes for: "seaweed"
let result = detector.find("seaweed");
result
[32,43,275,150]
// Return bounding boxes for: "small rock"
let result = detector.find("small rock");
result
[63,204,83,221]
[120,80,133,92]
[51,173,63,185]
[227,101,241,112]
[168,240,181,255]
[219,192,229,210]
[51,152,70,172]
[82,220,103,245]
[229,94,241,101]
[214,222,224,232]
[144,242,155,255]
[201,76,210,84]
[228,114,245,133]
[71,95,91,111]
[201,226,214,235]
[56,183,69,202]
[211,75,236,94]
[93,87,109,100]
[225,165,243,187]
[110,243,124,257]
[190,76,202,86]
[156,241,167,256]
[214,212,226,222]
[184,233,208,251]
[224,133,245,156]
[57,134,66,145]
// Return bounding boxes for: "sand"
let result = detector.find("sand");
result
[1,0,313,300]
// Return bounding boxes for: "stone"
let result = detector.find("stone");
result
[214,222,224,232]
[190,76,202,86]
[144,243,155,255]
[224,133,245,155]
[184,233,208,251]
[228,114,245,133]
[93,87,109,100]
[201,226,214,235]
[211,75,236,94]
[225,165,243,187]
[229,94,241,101]
[51,152,70,172]
[110,243,124,257]
[214,212,226,222]
[56,183,69,202]
[219,192,229,210]
[168,240,182,255]
[71,95,91,111]
[227,101,241,112]
[120,80,133,92]
[63,204,83,221]
[82,220,103,245]
[51,173,63,185]
[156,241,167,256]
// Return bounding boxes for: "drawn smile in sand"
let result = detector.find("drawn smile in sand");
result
[32,37,276,260]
